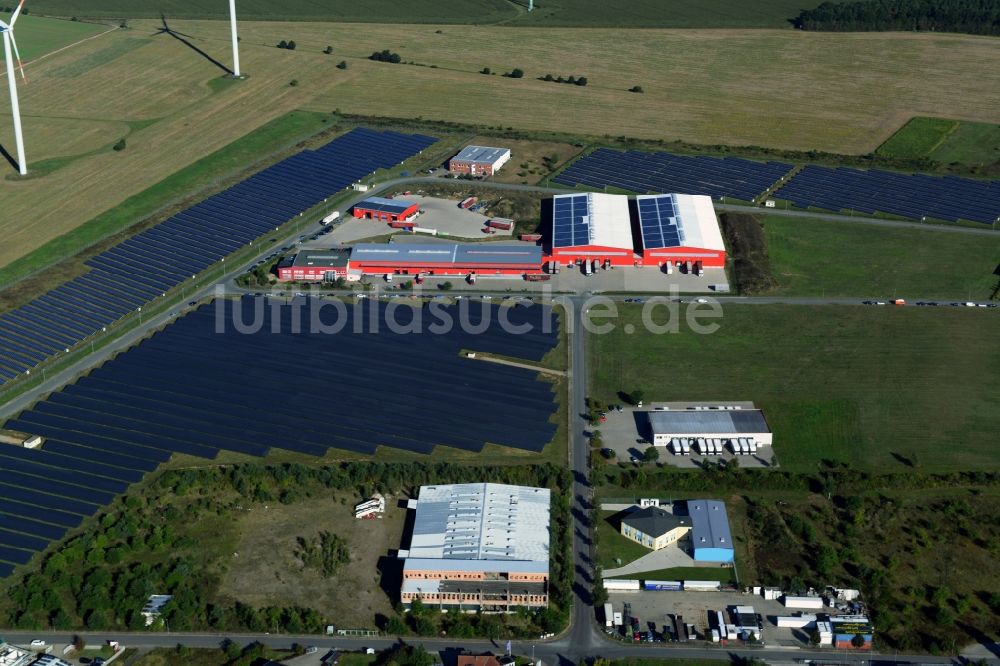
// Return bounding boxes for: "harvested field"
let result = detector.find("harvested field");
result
[1,19,998,275]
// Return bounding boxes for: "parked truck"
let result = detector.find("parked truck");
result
[695,260,704,276]
[459,196,477,209]
[604,603,615,628]
[321,211,341,224]
[583,261,593,277]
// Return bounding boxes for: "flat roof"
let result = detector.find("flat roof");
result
[407,483,550,563]
[552,193,633,250]
[648,409,770,435]
[402,558,549,574]
[452,145,510,165]
[688,499,734,554]
[402,578,547,595]
[636,193,725,252]
[290,248,350,268]
[621,506,690,538]
[351,243,542,266]
[355,196,417,215]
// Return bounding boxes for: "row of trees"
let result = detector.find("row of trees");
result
[538,73,588,86]
[370,49,402,63]
[795,0,1000,34]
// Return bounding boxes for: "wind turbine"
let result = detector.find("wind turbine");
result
[0,0,28,175]
[228,0,241,77]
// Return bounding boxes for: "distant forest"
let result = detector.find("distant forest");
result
[795,0,1000,34]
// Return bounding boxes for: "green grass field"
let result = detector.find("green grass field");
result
[877,116,1000,166]
[762,215,1000,299]
[596,510,653,569]
[0,15,109,61]
[27,0,846,28]
[589,305,1000,472]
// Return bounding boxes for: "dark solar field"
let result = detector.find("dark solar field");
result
[0,128,437,387]
[773,165,1000,224]
[0,297,560,578]
[552,148,793,201]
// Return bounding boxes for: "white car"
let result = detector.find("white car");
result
[29,641,45,649]
[694,298,708,304]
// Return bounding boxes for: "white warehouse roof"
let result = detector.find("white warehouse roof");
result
[551,192,634,250]
[636,193,725,252]
[407,483,550,563]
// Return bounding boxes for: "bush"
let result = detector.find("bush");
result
[481,67,491,75]
[575,77,588,86]
[506,68,524,78]
[323,46,333,55]
[629,85,644,93]
[112,138,127,152]
[336,60,348,70]
[370,49,402,64]
[287,40,297,50]
[289,79,299,87]
[277,40,288,49]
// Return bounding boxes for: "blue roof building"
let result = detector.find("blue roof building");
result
[687,499,734,562]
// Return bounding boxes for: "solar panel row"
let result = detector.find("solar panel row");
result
[0,298,559,578]
[0,128,437,387]
[552,195,592,249]
[553,148,792,202]
[637,195,684,250]
[773,165,1000,224]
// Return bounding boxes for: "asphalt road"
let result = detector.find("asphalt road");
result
[0,630,963,665]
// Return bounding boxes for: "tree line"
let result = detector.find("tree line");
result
[795,0,1000,34]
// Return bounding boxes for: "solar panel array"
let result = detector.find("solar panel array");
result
[553,148,793,201]
[637,195,684,249]
[552,194,593,248]
[0,128,437,388]
[0,297,560,578]
[773,165,1000,224]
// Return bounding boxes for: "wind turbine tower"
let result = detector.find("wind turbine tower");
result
[228,0,241,77]
[0,0,27,175]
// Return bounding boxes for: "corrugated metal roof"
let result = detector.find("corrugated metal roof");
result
[351,243,541,266]
[647,409,769,435]
[453,145,510,165]
[407,483,550,564]
[688,499,733,555]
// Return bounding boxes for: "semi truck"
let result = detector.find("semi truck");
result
[604,603,615,628]
[459,196,477,209]
[321,211,341,224]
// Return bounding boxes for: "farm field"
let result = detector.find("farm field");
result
[761,215,1000,300]
[1,20,999,276]
[26,0,849,29]
[877,116,1000,166]
[0,14,109,61]
[588,305,1000,472]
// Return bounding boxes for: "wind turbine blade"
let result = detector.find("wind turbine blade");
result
[9,29,26,82]
[9,0,25,27]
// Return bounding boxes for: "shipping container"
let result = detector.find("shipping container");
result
[644,580,682,591]
[613,612,623,627]
[524,274,551,282]
[604,603,614,628]
[680,439,690,455]
[783,595,824,609]
[389,220,414,229]
[684,580,722,591]
[776,615,817,628]
[459,196,477,209]
[488,218,514,230]
[520,233,543,242]
[604,579,641,591]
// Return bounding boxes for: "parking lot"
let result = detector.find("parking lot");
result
[607,590,808,646]
[596,404,777,468]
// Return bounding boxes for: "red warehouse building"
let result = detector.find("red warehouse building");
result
[448,146,511,177]
[349,242,543,277]
[635,193,727,268]
[550,192,636,268]
[353,196,419,223]
[277,249,351,282]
